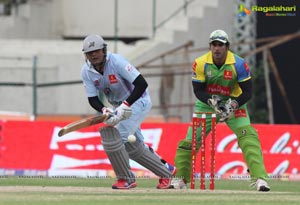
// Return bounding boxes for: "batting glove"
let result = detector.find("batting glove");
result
[115,101,132,120]
[104,115,120,126]
[101,107,114,115]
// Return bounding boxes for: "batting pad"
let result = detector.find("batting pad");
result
[174,148,192,182]
[235,125,268,181]
[100,127,135,183]
[125,140,171,178]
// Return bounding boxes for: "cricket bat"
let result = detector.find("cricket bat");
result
[58,114,109,137]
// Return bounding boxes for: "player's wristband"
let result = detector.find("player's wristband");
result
[123,101,131,107]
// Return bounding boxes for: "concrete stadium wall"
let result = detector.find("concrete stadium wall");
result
[0,0,197,39]
[0,0,237,121]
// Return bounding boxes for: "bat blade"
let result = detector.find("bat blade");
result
[58,114,109,137]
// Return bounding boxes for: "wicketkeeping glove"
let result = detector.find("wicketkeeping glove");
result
[218,98,239,122]
[207,95,222,114]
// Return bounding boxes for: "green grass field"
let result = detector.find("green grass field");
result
[0,177,299,205]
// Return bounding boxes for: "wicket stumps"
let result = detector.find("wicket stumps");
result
[190,112,216,190]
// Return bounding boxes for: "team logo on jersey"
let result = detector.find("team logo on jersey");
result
[207,84,230,96]
[223,70,232,80]
[207,70,212,78]
[93,80,100,86]
[192,61,197,72]
[192,62,197,77]
[126,64,133,72]
[192,72,197,78]
[108,74,118,84]
[234,109,246,118]
[104,87,111,95]
[244,62,250,72]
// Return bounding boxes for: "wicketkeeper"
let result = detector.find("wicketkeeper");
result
[171,30,270,191]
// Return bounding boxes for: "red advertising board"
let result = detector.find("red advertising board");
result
[0,120,299,179]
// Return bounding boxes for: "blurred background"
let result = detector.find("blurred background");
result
[0,0,299,124]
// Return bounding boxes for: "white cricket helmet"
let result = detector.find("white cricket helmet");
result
[209,29,229,44]
[82,34,107,53]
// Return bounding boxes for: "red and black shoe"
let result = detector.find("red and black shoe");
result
[112,179,137,189]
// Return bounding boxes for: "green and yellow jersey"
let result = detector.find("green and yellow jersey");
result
[192,51,251,99]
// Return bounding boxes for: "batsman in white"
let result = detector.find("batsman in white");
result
[81,34,176,189]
